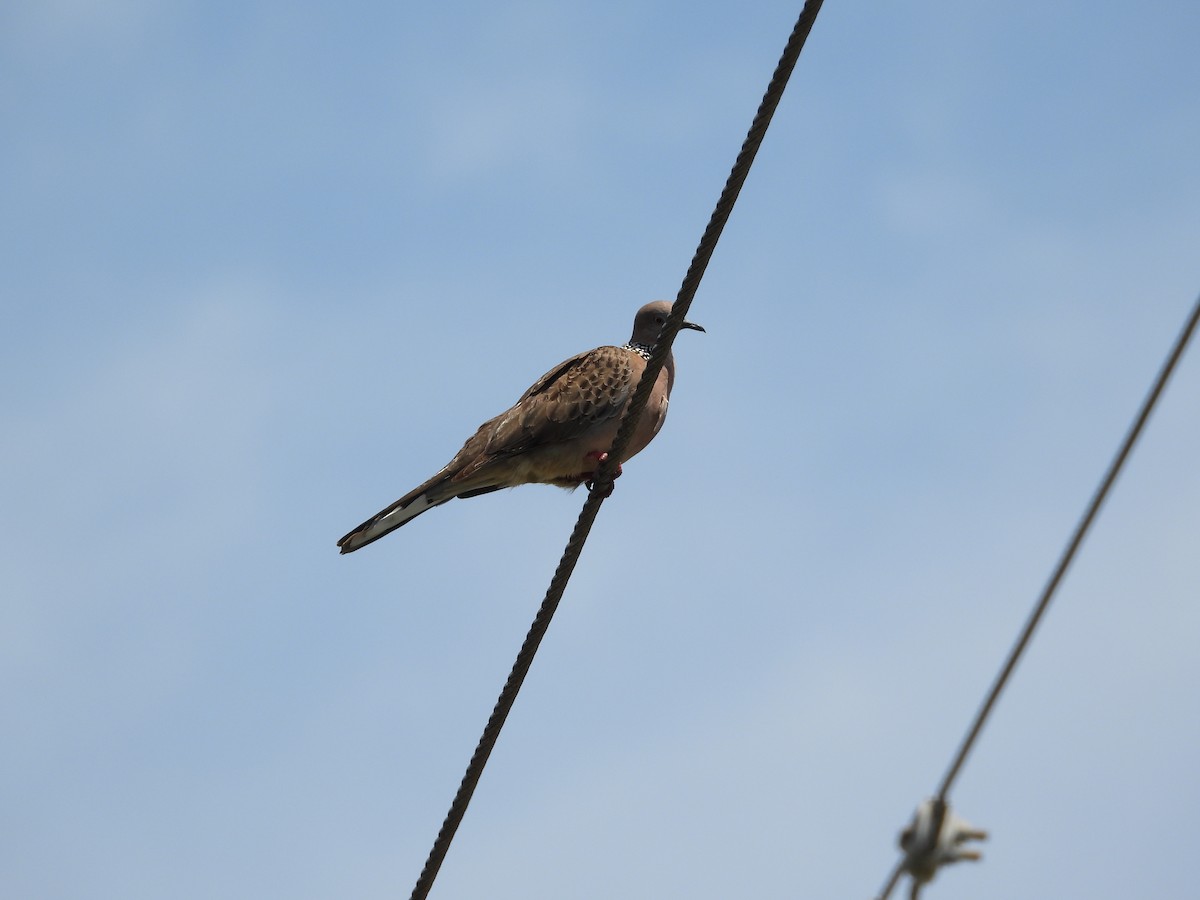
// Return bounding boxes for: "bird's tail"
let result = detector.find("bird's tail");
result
[336,475,506,554]
[336,475,450,554]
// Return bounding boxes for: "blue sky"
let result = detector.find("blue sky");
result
[3,2,1199,898]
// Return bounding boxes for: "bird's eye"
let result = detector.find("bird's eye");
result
[655,316,665,324]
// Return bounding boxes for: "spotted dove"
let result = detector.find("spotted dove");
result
[337,300,703,553]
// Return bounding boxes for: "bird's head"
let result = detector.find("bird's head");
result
[630,300,705,348]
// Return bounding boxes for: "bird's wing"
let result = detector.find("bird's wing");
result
[450,345,638,481]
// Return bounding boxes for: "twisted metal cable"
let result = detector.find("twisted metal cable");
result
[935,290,1200,805]
[876,858,906,900]
[408,4,826,898]
[874,290,1200,900]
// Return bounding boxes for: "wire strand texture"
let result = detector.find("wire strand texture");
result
[875,290,1200,900]
[408,4,826,899]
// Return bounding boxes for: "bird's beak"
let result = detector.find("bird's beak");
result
[680,320,705,333]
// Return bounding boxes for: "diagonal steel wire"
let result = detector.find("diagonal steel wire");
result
[408,4,826,898]
[875,290,1200,900]
[936,291,1200,803]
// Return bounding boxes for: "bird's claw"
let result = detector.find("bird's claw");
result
[585,451,621,496]
[587,478,615,498]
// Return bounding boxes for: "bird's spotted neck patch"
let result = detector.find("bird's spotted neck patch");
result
[622,341,653,360]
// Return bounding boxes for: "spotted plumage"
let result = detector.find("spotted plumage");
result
[623,341,653,360]
[337,301,704,553]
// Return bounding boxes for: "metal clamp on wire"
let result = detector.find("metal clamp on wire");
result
[898,799,987,897]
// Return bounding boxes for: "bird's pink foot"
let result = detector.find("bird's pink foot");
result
[584,450,621,495]
[584,450,622,477]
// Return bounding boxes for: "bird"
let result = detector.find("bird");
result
[337,300,704,553]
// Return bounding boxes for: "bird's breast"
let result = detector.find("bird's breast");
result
[621,372,670,462]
